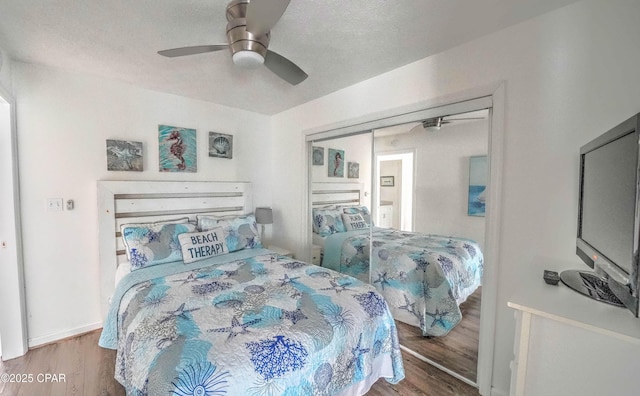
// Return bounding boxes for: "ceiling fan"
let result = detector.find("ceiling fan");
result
[421,114,486,130]
[157,0,308,85]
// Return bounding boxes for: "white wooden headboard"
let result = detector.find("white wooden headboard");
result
[311,182,363,208]
[97,181,252,319]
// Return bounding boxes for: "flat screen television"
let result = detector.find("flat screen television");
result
[561,112,640,317]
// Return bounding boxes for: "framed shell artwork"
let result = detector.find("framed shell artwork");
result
[209,132,233,159]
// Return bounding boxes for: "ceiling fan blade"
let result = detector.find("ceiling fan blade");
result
[246,0,291,37]
[264,50,307,85]
[158,45,228,58]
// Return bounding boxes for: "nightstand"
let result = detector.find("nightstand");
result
[311,244,322,266]
[268,245,294,258]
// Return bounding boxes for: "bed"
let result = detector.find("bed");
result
[97,181,404,395]
[311,183,483,337]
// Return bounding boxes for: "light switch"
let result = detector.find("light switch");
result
[46,198,63,211]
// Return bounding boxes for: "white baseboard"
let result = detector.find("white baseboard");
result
[28,321,103,348]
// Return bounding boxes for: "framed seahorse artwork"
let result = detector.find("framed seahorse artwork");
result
[158,125,197,172]
[327,148,345,178]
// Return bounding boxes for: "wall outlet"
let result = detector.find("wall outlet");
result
[46,198,63,211]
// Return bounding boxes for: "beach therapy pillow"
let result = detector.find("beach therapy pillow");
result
[179,228,228,264]
[197,214,262,252]
[340,205,371,225]
[121,221,196,270]
[312,208,346,236]
[342,213,370,231]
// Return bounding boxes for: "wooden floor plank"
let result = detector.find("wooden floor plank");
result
[396,286,481,383]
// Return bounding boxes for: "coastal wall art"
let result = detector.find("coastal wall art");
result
[312,146,324,165]
[106,139,143,171]
[468,155,487,216]
[159,125,197,172]
[348,162,359,178]
[209,132,233,159]
[328,148,344,177]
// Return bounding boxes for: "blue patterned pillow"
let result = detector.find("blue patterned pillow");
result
[197,214,262,252]
[122,222,196,270]
[312,208,346,237]
[120,217,190,260]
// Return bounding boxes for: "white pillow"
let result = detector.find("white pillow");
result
[342,213,369,231]
[178,228,228,264]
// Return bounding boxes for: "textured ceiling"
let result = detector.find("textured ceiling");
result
[0,0,580,115]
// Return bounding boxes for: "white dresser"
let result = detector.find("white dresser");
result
[508,264,640,396]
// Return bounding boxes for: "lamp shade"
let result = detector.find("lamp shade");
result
[255,207,273,224]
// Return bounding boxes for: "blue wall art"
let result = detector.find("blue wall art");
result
[328,148,345,177]
[159,125,197,172]
[468,155,487,216]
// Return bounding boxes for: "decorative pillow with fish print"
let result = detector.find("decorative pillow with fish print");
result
[312,208,346,236]
[197,214,262,252]
[122,222,196,270]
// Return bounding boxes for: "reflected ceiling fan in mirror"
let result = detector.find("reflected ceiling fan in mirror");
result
[421,113,487,131]
[157,0,308,85]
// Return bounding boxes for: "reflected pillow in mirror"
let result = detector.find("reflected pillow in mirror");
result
[340,206,371,225]
[342,213,370,231]
[312,208,346,236]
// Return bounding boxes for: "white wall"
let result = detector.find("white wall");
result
[12,62,271,346]
[0,48,12,92]
[270,0,640,393]
[376,120,488,248]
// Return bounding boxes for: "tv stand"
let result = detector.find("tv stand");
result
[508,262,640,396]
[559,269,624,307]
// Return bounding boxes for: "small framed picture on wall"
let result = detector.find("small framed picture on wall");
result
[380,176,394,187]
[209,132,233,159]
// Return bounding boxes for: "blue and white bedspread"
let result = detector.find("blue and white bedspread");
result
[99,248,404,395]
[322,229,483,336]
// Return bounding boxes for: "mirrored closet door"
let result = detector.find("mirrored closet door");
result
[371,110,488,384]
[307,105,491,386]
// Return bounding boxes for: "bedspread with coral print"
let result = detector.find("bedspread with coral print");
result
[323,228,483,336]
[370,229,483,336]
[100,249,404,395]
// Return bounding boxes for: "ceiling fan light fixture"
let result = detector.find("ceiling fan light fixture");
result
[232,50,265,68]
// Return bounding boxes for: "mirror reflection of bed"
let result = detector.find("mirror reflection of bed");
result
[309,109,489,385]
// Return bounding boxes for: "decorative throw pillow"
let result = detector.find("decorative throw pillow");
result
[120,217,190,260]
[122,222,196,270]
[179,228,228,264]
[342,213,370,231]
[340,206,372,225]
[197,214,262,252]
[312,208,347,236]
